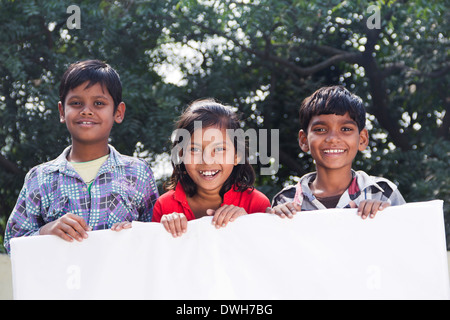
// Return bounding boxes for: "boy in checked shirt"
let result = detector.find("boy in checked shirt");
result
[4,60,159,254]
[268,86,405,219]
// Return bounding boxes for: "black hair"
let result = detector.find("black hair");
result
[166,98,256,198]
[299,86,366,132]
[59,59,122,112]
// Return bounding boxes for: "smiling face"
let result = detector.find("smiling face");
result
[58,81,125,147]
[183,126,237,195]
[299,112,369,172]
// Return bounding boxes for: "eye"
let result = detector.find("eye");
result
[69,101,82,106]
[94,101,105,106]
[190,146,201,153]
[342,126,355,132]
[312,127,326,133]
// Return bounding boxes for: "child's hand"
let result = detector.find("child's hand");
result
[39,213,92,242]
[111,221,132,231]
[160,212,188,237]
[265,202,301,219]
[207,205,247,229]
[350,200,390,219]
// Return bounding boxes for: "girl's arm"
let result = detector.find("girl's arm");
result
[161,212,187,237]
[207,205,247,228]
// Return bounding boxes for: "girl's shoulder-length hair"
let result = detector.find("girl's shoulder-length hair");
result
[165,98,255,198]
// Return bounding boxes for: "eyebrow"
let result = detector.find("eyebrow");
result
[66,95,109,100]
[310,119,357,126]
[190,141,228,146]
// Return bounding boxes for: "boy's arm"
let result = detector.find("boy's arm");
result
[3,180,44,254]
[350,200,389,219]
[137,161,159,222]
[271,185,296,207]
[349,179,406,219]
[266,202,302,219]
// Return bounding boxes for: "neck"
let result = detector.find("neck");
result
[311,167,353,197]
[187,186,223,218]
[68,142,110,162]
[193,187,223,203]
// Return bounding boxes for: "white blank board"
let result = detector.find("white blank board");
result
[10,200,449,299]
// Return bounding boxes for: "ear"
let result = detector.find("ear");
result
[358,128,369,151]
[298,129,309,152]
[114,102,126,124]
[58,101,65,123]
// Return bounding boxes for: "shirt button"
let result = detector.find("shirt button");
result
[82,187,87,192]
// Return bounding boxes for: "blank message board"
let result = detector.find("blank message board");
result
[10,200,449,299]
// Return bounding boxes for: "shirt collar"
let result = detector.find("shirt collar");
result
[174,183,189,203]
[299,169,385,199]
[352,170,385,193]
[173,183,238,205]
[44,144,126,175]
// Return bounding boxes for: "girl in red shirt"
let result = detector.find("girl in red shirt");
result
[151,99,270,237]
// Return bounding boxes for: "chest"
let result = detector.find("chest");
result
[41,171,142,226]
[187,197,222,219]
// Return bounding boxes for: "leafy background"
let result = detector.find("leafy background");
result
[0,0,448,252]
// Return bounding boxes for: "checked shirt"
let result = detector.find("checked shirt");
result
[272,170,405,210]
[4,145,159,254]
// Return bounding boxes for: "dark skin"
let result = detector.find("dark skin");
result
[113,126,248,237]
[266,113,390,219]
[40,82,126,241]
[188,189,223,219]
[40,213,92,242]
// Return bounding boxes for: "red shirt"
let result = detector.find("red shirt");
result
[151,183,271,222]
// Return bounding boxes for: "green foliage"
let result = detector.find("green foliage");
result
[0,0,448,250]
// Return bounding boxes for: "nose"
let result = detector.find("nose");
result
[80,104,94,116]
[202,149,216,165]
[325,129,340,143]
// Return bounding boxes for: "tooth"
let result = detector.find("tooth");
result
[325,149,344,153]
[200,170,219,176]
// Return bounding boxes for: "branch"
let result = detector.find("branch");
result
[153,10,363,77]
[427,65,450,79]
[380,62,408,77]
[226,37,361,76]
[381,62,450,79]
[0,153,21,175]
[305,44,348,56]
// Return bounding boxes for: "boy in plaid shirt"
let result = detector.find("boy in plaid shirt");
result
[268,86,405,219]
[4,60,159,254]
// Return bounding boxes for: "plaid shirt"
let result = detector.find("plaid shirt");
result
[272,170,405,210]
[4,145,159,254]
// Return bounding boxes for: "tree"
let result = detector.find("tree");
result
[149,0,449,242]
[0,0,182,251]
[1,0,448,251]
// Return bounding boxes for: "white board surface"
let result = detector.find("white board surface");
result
[10,200,449,299]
